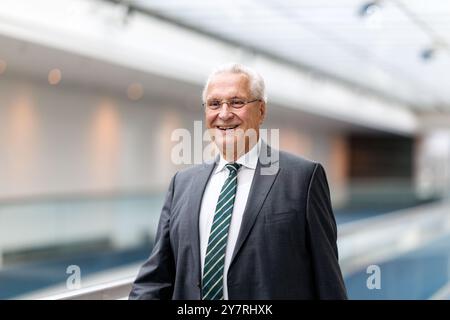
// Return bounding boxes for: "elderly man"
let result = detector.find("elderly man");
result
[129,63,347,300]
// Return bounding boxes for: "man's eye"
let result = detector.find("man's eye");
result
[231,100,245,107]
[208,101,221,107]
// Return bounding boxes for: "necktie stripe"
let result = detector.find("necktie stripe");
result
[211,195,235,225]
[202,256,226,287]
[218,175,238,197]
[203,245,227,277]
[216,183,237,207]
[204,232,228,265]
[208,206,233,238]
[209,286,224,300]
[206,222,228,250]
[203,253,225,282]
[202,163,241,300]
[204,276,224,299]
[206,214,231,247]
[207,218,230,245]
[203,273,221,294]
[214,193,236,218]
[204,225,230,260]
[204,241,227,271]
[210,204,234,229]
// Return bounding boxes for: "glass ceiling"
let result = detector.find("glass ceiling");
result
[128,0,450,111]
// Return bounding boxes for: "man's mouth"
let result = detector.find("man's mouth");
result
[216,125,239,131]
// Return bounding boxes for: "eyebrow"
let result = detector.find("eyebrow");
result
[208,96,244,100]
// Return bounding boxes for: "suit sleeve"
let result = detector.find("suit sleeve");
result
[306,163,348,299]
[129,173,177,300]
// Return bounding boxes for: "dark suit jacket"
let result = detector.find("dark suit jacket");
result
[129,144,347,299]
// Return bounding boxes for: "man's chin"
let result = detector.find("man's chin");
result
[214,136,235,149]
[216,139,252,160]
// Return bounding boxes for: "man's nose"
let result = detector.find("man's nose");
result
[218,103,234,120]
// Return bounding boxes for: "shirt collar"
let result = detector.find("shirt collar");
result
[215,139,261,174]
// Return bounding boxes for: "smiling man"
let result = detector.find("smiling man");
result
[204,69,264,163]
[129,63,347,300]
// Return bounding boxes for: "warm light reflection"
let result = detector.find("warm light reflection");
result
[5,93,39,187]
[48,68,62,85]
[88,98,121,187]
[280,128,311,157]
[158,110,181,181]
[0,59,6,74]
[127,83,144,101]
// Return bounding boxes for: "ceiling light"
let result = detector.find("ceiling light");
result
[420,47,435,61]
[358,1,382,18]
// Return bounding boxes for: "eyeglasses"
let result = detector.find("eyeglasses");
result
[203,98,261,110]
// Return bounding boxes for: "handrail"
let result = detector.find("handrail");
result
[429,281,450,300]
[338,200,450,276]
[41,277,135,300]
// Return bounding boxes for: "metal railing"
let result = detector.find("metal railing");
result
[41,277,134,300]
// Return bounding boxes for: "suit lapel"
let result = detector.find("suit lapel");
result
[186,158,217,286]
[229,143,280,268]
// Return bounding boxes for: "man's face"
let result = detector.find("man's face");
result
[205,72,266,158]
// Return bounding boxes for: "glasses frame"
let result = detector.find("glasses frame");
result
[203,98,261,110]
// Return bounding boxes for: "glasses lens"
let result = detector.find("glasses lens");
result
[207,100,221,109]
[206,99,252,109]
[230,99,246,108]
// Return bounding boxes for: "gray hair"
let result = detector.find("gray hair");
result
[202,63,267,103]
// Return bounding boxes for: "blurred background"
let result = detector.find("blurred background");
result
[1,0,450,300]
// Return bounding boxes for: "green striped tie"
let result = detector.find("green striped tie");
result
[202,162,242,300]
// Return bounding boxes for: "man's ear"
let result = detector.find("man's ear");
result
[259,101,266,124]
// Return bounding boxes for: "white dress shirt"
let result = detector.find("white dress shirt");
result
[199,139,261,300]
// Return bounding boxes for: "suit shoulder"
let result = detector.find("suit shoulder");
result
[172,161,214,182]
[275,150,329,192]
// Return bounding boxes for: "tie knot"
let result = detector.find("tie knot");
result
[225,163,241,174]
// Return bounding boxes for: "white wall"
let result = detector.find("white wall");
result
[0,75,200,199]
